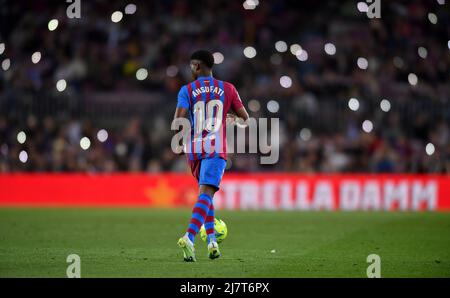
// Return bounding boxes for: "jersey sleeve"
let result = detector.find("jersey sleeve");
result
[176,85,190,109]
[230,85,244,111]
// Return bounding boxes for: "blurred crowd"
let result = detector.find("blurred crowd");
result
[0,0,449,173]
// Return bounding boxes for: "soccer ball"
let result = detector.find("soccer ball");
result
[199,218,228,243]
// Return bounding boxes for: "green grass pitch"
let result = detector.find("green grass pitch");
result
[0,209,449,277]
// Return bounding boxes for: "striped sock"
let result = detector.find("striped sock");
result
[187,193,212,243]
[204,203,216,244]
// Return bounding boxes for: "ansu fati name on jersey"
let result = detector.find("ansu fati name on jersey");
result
[191,85,224,98]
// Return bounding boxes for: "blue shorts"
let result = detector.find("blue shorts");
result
[188,156,227,190]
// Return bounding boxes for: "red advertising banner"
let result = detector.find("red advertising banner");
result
[0,174,449,211]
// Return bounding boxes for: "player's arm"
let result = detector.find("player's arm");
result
[172,86,190,154]
[173,106,189,136]
[226,107,249,127]
[174,86,189,127]
[174,85,190,123]
[227,85,249,125]
[174,106,188,121]
[233,106,249,122]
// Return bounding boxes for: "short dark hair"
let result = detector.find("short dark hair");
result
[190,50,214,68]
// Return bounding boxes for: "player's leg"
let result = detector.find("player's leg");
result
[177,159,206,262]
[197,156,226,259]
[204,202,220,259]
[178,157,225,261]
[186,189,213,243]
[204,203,216,244]
[197,184,220,259]
[178,189,212,262]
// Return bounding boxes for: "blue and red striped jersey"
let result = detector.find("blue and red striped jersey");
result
[177,76,244,160]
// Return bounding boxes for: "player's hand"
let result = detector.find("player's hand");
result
[226,113,247,127]
[226,113,237,125]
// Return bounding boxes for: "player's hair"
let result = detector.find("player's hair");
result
[190,50,214,69]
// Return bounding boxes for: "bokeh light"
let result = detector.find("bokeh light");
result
[418,47,428,59]
[275,41,288,53]
[428,13,437,24]
[19,150,28,163]
[213,52,224,64]
[299,128,312,141]
[115,143,127,156]
[296,50,308,61]
[56,79,67,92]
[31,51,41,64]
[425,143,435,156]
[125,4,137,15]
[243,46,257,58]
[280,76,292,88]
[324,43,336,55]
[357,57,368,70]
[267,100,279,113]
[290,44,302,56]
[1,58,10,71]
[17,131,26,144]
[380,99,391,112]
[166,65,178,77]
[248,99,260,112]
[111,11,123,23]
[357,2,368,12]
[48,19,58,31]
[97,129,108,143]
[136,68,148,80]
[362,120,373,133]
[408,73,418,86]
[393,56,404,69]
[80,137,91,150]
[243,0,258,10]
[348,98,360,111]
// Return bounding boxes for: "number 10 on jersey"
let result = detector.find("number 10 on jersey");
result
[193,100,223,135]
